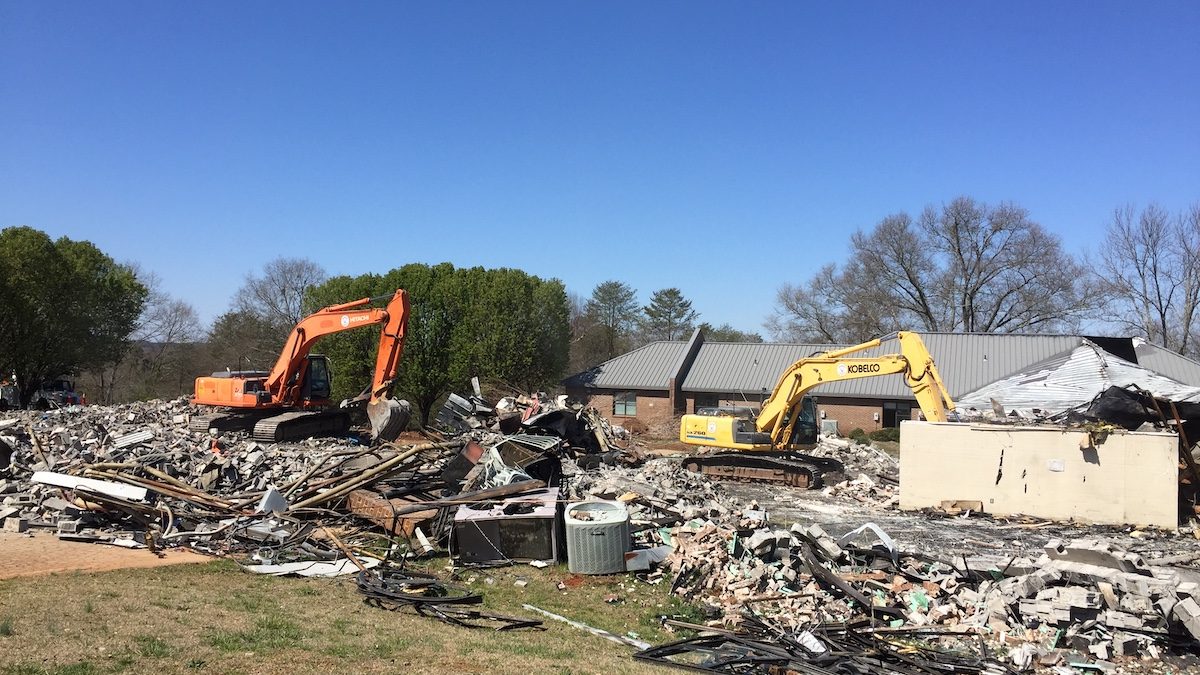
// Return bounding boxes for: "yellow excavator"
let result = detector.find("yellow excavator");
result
[678,331,955,487]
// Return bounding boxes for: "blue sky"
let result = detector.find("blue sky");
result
[2,2,1197,334]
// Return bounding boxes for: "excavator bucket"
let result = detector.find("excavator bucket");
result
[367,397,411,443]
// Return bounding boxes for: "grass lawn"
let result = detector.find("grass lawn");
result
[0,557,702,675]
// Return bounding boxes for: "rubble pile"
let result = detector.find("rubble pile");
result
[564,458,744,550]
[656,501,1200,669]
[805,435,900,505]
[0,399,469,558]
[8,393,1200,671]
[436,390,646,466]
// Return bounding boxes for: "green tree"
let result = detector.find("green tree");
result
[0,227,146,406]
[585,280,640,361]
[307,263,570,426]
[699,322,763,343]
[641,288,699,341]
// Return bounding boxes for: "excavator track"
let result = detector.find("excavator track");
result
[682,451,843,489]
[252,410,351,443]
[189,412,269,434]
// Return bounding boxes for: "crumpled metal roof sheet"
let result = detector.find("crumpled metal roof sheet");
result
[957,341,1200,415]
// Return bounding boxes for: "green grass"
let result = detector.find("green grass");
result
[133,635,173,658]
[0,558,690,674]
[206,615,305,653]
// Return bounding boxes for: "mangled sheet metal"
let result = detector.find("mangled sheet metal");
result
[957,339,1200,419]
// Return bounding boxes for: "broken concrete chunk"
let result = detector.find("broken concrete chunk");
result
[791,523,842,562]
[4,516,29,532]
[1044,538,1151,575]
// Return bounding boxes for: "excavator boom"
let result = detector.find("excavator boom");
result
[755,331,953,445]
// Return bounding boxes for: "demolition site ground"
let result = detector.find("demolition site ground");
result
[4,473,1200,675]
[5,398,1200,675]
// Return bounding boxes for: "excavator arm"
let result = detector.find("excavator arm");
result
[265,289,410,402]
[755,331,953,445]
[264,288,411,439]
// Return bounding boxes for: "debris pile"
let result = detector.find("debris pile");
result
[567,458,736,528]
[655,499,1200,670]
[436,389,646,466]
[7,393,1200,672]
[807,435,900,505]
[0,399,477,561]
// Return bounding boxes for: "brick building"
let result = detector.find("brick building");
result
[563,330,1200,435]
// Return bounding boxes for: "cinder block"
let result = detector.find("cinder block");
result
[1173,597,1200,640]
[4,516,29,533]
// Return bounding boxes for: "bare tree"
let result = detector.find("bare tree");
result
[769,197,1099,342]
[766,264,899,343]
[235,257,327,329]
[1097,203,1200,355]
[81,269,204,402]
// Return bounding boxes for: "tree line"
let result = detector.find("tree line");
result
[2,194,1196,409]
[767,197,1200,356]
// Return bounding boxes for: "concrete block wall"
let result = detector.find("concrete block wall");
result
[899,422,1179,528]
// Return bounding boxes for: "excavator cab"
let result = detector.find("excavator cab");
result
[299,355,331,402]
[780,396,819,447]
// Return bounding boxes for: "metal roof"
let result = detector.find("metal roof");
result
[1133,340,1200,387]
[681,342,838,395]
[681,333,1083,399]
[563,341,687,390]
[957,341,1200,416]
[564,331,1200,403]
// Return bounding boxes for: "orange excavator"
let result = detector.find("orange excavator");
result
[191,289,412,443]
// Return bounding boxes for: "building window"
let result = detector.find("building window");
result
[613,392,637,416]
[882,400,914,428]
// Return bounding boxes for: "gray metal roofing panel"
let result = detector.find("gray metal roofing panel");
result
[1133,342,1200,387]
[570,341,687,390]
[681,342,836,395]
[681,333,1084,399]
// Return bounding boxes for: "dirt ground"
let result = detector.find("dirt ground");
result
[0,530,211,580]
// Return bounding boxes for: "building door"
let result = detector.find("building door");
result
[882,400,913,428]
